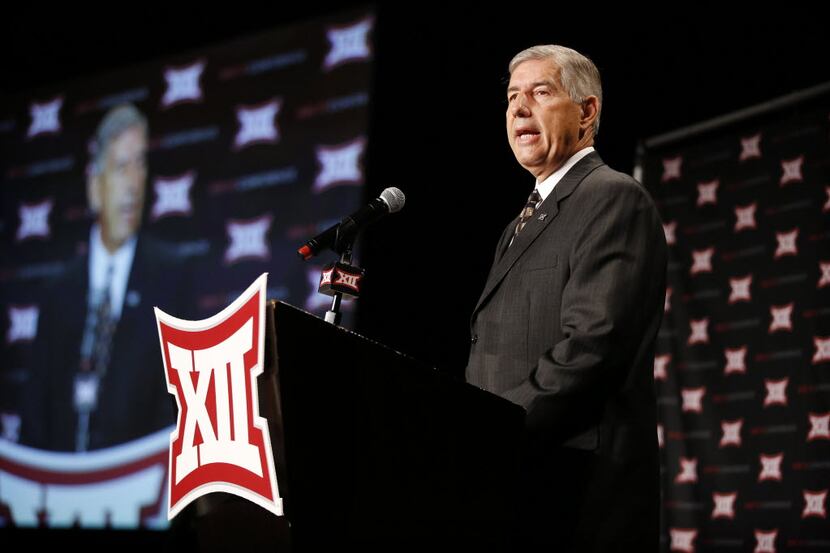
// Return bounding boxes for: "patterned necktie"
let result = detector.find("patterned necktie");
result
[75,264,116,450]
[91,283,116,376]
[512,188,542,241]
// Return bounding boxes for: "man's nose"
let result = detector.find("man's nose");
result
[126,162,146,193]
[511,95,531,117]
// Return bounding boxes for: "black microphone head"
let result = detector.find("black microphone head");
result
[379,187,405,213]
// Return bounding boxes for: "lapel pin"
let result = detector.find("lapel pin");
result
[537,213,548,221]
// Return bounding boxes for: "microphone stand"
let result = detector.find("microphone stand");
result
[324,247,351,325]
[323,231,356,326]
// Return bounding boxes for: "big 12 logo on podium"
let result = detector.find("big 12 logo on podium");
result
[154,273,282,518]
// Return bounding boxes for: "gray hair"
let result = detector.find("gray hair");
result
[91,104,148,175]
[509,45,602,137]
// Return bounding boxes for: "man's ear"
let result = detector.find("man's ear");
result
[580,95,599,131]
[87,173,102,214]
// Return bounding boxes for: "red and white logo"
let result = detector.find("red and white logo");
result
[161,60,205,108]
[774,229,799,259]
[657,424,664,448]
[313,138,366,193]
[663,221,677,246]
[654,354,670,382]
[323,16,373,71]
[16,199,53,242]
[739,133,762,161]
[155,273,282,519]
[758,453,783,482]
[688,318,709,345]
[807,412,830,441]
[711,492,737,519]
[675,457,698,484]
[696,179,718,207]
[729,275,752,304]
[320,267,334,286]
[681,387,705,414]
[720,418,743,448]
[661,156,682,182]
[763,378,788,407]
[754,529,778,553]
[27,96,63,139]
[768,303,794,334]
[818,262,830,289]
[690,247,714,275]
[780,156,804,186]
[734,202,758,232]
[333,269,362,292]
[151,172,195,221]
[669,528,697,553]
[234,100,282,150]
[724,346,747,375]
[665,287,673,314]
[802,489,828,519]
[306,267,333,312]
[6,305,39,344]
[225,215,272,265]
[812,336,830,365]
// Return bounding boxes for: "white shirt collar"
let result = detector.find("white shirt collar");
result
[88,224,138,320]
[535,146,595,202]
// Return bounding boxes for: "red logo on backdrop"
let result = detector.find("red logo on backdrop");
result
[663,221,677,246]
[720,418,743,448]
[734,202,758,232]
[779,156,803,186]
[758,453,784,482]
[763,378,789,407]
[739,133,762,161]
[812,336,830,364]
[669,528,697,553]
[675,457,698,484]
[688,318,710,345]
[711,492,737,519]
[754,529,778,553]
[690,247,714,275]
[696,179,718,207]
[802,489,828,519]
[654,354,670,382]
[724,346,748,375]
[154,273,282,519]
[818,262,830,289]
[807,412,830,441]
[661,156,682,182]
[773,229,799,259]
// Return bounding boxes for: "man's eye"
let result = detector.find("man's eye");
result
[535,89,549,96]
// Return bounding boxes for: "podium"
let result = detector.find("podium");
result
[188,301,525,550]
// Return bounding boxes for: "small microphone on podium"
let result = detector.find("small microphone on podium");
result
[297,187,405,260]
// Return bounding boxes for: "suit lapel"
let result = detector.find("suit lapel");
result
[472,152,605,316]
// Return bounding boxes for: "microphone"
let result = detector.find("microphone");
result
[297,187,405,260]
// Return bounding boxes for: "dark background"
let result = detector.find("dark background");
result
[5,3,829,376]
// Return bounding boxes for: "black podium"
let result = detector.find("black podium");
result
[188,301,525,551]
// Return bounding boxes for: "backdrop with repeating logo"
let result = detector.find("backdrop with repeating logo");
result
[640,90,830,552]
[0,8,373,528]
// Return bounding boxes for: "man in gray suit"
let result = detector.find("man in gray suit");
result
[466,45,667,551]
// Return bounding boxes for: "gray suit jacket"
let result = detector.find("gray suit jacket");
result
[466,152,667,552]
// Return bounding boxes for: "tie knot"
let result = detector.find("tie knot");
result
[526,188,541,206]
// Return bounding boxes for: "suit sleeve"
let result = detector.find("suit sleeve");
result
[501,178,667,438]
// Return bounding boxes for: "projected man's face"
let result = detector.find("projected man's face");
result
[93,126,148,252]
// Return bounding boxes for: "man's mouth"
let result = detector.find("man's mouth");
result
[515,127,540,144]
